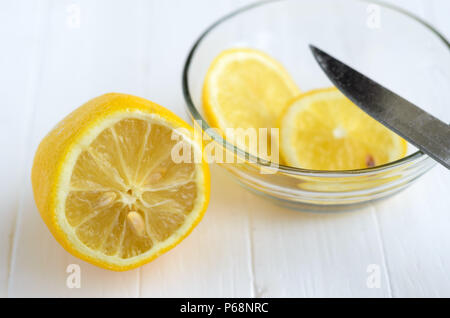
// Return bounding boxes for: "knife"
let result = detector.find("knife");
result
[310,45,450,170]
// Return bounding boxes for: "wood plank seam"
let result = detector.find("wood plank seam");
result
[247,210,256,297]
[370,203,394,297]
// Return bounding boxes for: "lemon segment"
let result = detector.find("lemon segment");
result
[279,88,407,170]
[32,93,210,271]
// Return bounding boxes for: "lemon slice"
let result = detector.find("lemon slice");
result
[279,88,407,170]
[32,93,210,271]
[203,48,300,157]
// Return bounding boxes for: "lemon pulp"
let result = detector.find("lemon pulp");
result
[65,118,199,259]
[280,88,407,170]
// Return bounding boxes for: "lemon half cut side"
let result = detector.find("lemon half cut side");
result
[32,93,210,271]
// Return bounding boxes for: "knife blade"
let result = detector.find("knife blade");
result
[310,45,450,170]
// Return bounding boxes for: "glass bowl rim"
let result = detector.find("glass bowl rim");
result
[182,0,449,176]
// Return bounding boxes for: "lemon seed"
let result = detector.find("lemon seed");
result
[127,211,145,237]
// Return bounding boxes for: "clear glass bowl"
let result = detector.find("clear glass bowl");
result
[182,0,449,211]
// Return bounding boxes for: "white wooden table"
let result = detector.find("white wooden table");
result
[1,0,449,298]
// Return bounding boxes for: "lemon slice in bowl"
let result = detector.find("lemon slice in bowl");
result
[31,93,210,271]
[203,48,300,157]
[279,87,407,170]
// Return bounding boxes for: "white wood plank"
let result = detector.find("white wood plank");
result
[373,167,450,297]
[8,0,256,297]
[8,0,147,297]
[247,0,450,298]
[0,0,46,297]
[248,196,393,297]
[371,0,450,297]
[137,0,255,297]
[245,0,414,299]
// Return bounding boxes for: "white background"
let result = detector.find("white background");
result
[1,0,449,297]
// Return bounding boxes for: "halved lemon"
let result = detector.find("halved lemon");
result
[31,93,210,271]
[203,48,300,157]
[279,87,407,170]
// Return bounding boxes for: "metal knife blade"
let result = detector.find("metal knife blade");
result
[310,45,450,170]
